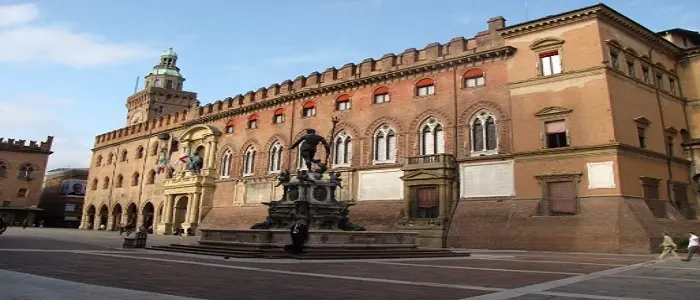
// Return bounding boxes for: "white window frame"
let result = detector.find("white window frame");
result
[464,76,485,88]
[416,85,435,96]
[243,147,256,176]
[470,110,499,156]
[220,149,233,178]
[374,93,390,103]
[268,142,283,173]
[303,107,316,118]
[419,117,445,155]
[373,124,397,165]
[333,131,352,167]
[540,52,562,76]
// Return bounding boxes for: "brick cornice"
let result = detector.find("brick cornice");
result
[184,46,517,126]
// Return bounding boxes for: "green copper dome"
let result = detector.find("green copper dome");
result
[148,68,183,77]
[161,47,177,58]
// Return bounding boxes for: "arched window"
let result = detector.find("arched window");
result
[420,117,445,155]
[147,170,156,184]
[373,86,390,104]
[136,146,144,159]
[107,153,114,165]
[273,108,285,124]
[132,172,140,186]
[0,161,8,177]
[120,150,128,162]
[297,141,308,171]
[18,163,34,179]
[17,188,28,198]
[335,94,351,111]
[220,149,233,178]
[268,142,283,173]
[151,142,159,156]
[225,120,235,134]
[463,69,485,87]
[471,110,498,155]
[103,177,110,189]
[415,78,435,96]
[243,146,256,176]
[247,114,259,129]
[116,175,123,188]
[302,101,316,118]
[373,124,397,164]
[91,178,99,190]
[95,155,103,167]
[333,131,353,166]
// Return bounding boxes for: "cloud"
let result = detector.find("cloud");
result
[0,3,153,68]
[0,95,91,171]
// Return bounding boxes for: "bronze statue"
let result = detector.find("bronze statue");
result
[186,152,203,173]
[276,170,291,187]
[289,129,330,172]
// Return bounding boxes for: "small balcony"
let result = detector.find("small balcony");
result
[402,154,455,171]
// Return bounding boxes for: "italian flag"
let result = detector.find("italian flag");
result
[178,154,190,164]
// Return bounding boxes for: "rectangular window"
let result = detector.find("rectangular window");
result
[336,101,351,111]
[165,80,173,89]
[642,179,665,218]
[417,85,434,96]
[669,78,676,95]
[465,76,485,88]
[656,74,664,89]
[610,51,619,70]
[666,136,674,156]
[672,184,696,220]
[545,120,568,148]
[627,61,636,78]
[273,114,284,123]
[546,181,577,215]
[303,107,316,118]
[374,93,390,103]
[248,120,258,129]
[540,51,562,76]
[637,127,646,148]
[642,67,650,83]
[410,186,439,219]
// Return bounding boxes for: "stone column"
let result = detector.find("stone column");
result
[164,195,174,223]
[185,193,194,223]
[189,192,200,224]
[207,141,216,169]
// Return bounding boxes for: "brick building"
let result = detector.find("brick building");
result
[0,136,53,225]
[38,168,89,228]
[82,4,700,253]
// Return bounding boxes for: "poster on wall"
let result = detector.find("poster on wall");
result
[60,179,87,196]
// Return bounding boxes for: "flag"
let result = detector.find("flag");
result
[156,152,170,174]
[178,153,190,165]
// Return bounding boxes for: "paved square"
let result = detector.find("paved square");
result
[1,228,699,300]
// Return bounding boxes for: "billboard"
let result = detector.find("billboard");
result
[60,179,87,196]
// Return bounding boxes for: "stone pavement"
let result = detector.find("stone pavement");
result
[1,228,699,300]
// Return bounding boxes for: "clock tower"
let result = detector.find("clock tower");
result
[125,48,198,126]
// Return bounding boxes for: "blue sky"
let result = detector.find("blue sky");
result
[0,0,696,170]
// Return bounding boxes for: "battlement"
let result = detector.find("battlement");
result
[0,136,54,153]
[93,16,508,148]
[94,109,190,147]
[187,16,507,121]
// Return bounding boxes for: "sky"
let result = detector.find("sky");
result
[0,0,697,171]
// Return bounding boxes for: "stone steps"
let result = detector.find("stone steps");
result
[149,243,470,260]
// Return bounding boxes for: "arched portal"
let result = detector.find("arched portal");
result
[156,202,164,226]
[142,202,155,233]
[111,204,123,231]
[173,196,188,231]
[98,205,109,230]
[87,205,96,230]
[126,203,138,228]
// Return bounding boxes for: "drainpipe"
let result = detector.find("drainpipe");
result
[648,47,673,203]
[442,63,461,249]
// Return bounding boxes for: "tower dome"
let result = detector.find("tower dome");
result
[144,47,185,91]
[161,47,177,58]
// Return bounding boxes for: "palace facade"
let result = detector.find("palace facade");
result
[0,136,53,225]
[83,4,700,253]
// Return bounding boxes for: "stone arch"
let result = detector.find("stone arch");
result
[334,121,362,139]
[529,37,565,50]
[458,101,510,157]
[624,47,639,56]
[141,201,155,232]
[409,109,453,131]
[126,202,138,227]
[240,139,261,175]
[178,124,221,141]
[604,38,623,49]
[264,134,288,151]
[239,139,261,157]
[215,143,236,159]
[111,203,123,230]
[363,116,405,166]
[407,110,452,156]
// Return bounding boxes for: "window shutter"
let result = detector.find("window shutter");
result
[472,121,484,152]
[388,134,397,161]
[436,129,446,154]
[486,118,497,150]
[376,136,386,161]
[551,54,562,74]
[335,140,345,165]
[345,139,352,164]
[423,130,435,155]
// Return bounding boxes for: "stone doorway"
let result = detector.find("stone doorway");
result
[86,205,96,229]
[142,202,155,233]
[173,196,189,232]
[111,203,122,231]
[126,203,138,228]
[98,205,109,230]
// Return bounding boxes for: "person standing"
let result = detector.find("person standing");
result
[657,232,680,260]
[682,232,700,261]
[0,217,6,235]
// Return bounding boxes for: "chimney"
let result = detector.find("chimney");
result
[488,16,506,32]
